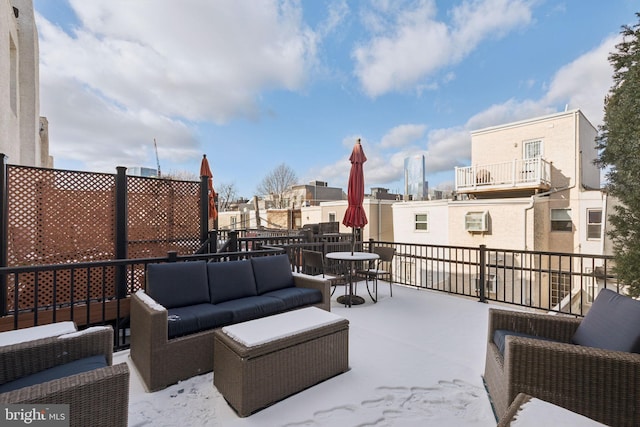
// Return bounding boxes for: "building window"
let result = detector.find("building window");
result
[414,213,428,231]
[523,139,543,159]
[587,209,602,239]
[328,212,336,223]
[551,208,572,232]
[551,272,571,308]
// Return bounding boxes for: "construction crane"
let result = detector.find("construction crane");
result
[153,138,161,177]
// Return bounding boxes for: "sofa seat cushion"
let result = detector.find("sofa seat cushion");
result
[0,354,107,394]
[208,259,258,304]
[262,287,323,311]
[167,304,234,339]
[147,261,209,309]
[215,296,286,323]
[493,329,560,356]
[251,254,295,294]
[572,288,640,353]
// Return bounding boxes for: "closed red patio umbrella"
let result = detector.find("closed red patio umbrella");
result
[342,139,368,253]
[200,154,218,222]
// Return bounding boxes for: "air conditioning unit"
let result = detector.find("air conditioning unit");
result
[465,211,489,232]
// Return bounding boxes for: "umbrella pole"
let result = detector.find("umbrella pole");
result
[351,228,355,255]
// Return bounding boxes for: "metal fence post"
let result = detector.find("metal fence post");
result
[115,167,128,298]
[479,244,486,303]
[0,154,7,315]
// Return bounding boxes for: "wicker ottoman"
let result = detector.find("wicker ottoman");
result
[213,307,349,417]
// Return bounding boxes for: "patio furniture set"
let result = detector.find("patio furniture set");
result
[2,248,638,425]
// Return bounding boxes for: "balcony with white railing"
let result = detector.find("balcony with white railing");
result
[455,157,552,196]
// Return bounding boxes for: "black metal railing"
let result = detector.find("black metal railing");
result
[0,238,619,351]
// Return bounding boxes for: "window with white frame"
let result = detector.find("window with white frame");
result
[523,139,543,159]
[551,208,572,232]
[328,212,336,223]
[587,209,602,239]
[414,213,428,231]
[551,272,571,308]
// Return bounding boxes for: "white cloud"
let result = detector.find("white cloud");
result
[356,33,616,188]
[353,0,533,97]
[380,124,427,148]
[36,0,319,173]
[47,0,317,123]
[542,35,618,128]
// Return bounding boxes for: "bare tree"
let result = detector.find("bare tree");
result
[216,182,239,212]
[256,163,298,209]
[163,169,199,181]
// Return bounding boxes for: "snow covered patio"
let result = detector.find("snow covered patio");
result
[120,283,498,426]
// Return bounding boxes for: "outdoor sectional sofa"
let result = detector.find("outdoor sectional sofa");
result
[130,253,331,392]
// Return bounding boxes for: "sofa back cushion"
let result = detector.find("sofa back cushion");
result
[251,254,294,294]
[208,259,258,304]
[146,261,209,309]
[572,288,640,353]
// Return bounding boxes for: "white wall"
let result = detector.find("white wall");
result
[391,200,449,245]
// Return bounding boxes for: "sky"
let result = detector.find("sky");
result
[32,0,638,200]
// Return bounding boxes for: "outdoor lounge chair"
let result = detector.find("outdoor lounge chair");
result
[484,288,640,427]
[0,325,129,427]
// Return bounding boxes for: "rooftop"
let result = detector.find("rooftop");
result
[120,283,498,426]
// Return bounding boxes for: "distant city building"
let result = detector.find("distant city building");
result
[404,155,428,201]
[285,180,345,208]
[370,187,401,200]
[128,166,158,177]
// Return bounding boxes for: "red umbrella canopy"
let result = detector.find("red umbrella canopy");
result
[199,154,218,221]
[342,139,368,229]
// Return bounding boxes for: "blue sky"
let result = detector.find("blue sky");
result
[33,0,637,199]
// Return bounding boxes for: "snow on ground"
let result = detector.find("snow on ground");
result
[120,284,498,427]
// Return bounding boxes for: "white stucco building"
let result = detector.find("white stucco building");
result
[392,109,608,308]
[1,0,52,167]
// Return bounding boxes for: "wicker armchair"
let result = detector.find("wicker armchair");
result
[0,326,129,427]
[484,308,640,427]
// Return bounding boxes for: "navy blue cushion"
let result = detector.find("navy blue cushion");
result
[251,254,295,294]
[207,259,258,304]
[493,329,559,355]
[215,296,286,323]
[0,355,107,393]
[572,288,640,353]
[262,287,322,310]
[147,261,209,309]
[167,304,234,339]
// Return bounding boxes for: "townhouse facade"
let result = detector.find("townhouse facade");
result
[392,109,608,310]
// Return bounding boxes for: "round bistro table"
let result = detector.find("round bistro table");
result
[326,251,379,307]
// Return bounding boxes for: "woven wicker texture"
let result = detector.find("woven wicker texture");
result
[484,308,640,427]
[213,318,349,417]
[0,326,129,427]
